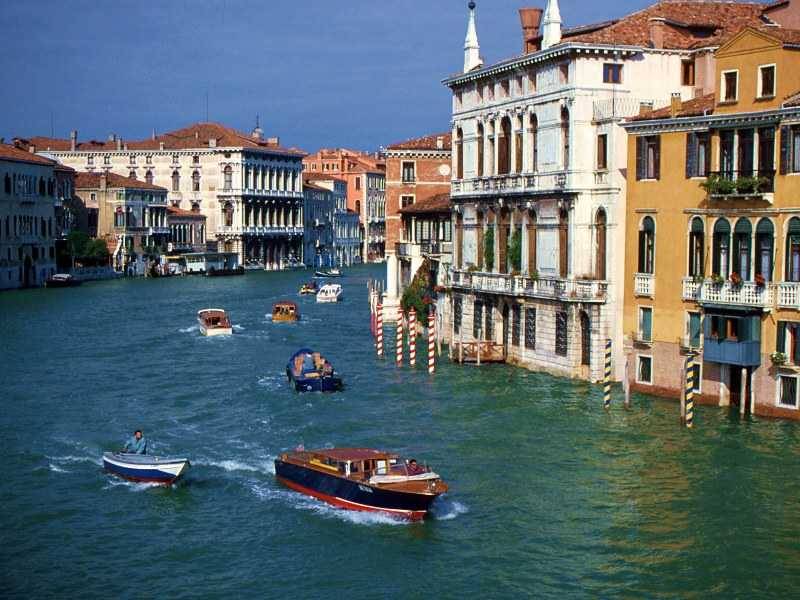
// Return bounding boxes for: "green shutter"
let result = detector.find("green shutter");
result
[641,308,652,341]
[690,313,701,347]
[778,321,786,353]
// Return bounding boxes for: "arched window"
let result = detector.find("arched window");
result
[476,123,484,177]
[595,209,607,280]
[559,208,569,277]
[223,202,234,227]
[712,218,731,277]
[129,170,137,180]
[514,116,523,174]
[756,218,774,282]
[192,170,201,192]
[191,202,200,212]
[733,219,753,281]
[527,210,537,276]
[145,170,154,185]
[638,216,655,274]
[561,106,570,169]
[498,116,511,175]
[355,200,361,215]
[786,217,800,282]
[580,312,591,366]
[530,114,538,173]
[171,170,180,192]
[455,128,463,180]
[223,166,232,191]
[688,217,704,277]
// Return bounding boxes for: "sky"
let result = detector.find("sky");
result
[1,0,665,152]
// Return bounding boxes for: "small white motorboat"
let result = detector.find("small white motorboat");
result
[197,308,233,336]
[316,283,343,303]
[102,452,190,485]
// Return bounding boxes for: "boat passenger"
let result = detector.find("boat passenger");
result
[322,361,333,376]
[122,430,148,455]
[407,459,425,475]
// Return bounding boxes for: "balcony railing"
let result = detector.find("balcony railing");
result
[451,170,569,197]
[217,225,303,236]
[449,269,606,303]
[698,279,773,307]
[777,282,800,309]
[634,273,654,297]
[704,169,775,198]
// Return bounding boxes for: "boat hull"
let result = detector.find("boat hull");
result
[274,459,435,520]
[286,368,342,392]
[198,319,232,336]
[102,452,190,485]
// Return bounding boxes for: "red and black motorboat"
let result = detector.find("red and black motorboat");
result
[274,448,449,521]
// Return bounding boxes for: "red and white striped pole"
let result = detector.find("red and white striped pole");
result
[408,308,416,367]
[376,303,383,358]
[427,308,435,374]
[396,308,404,367]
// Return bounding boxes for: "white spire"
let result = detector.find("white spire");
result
[541,0,562,50]
[464,1,482,73]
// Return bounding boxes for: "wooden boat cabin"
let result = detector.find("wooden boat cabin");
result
[272,301,300,322]
[197,308,233,336]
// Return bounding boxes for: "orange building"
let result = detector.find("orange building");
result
[383,133,452,315]
[622,25,800,419]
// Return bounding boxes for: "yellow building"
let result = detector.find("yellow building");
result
[622,26,800,419]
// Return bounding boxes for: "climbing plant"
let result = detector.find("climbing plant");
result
[509,228,522,273]
[401,257,435,324]
[484,227,495,272]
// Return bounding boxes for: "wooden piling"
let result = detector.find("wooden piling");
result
[428,309,435,374]
[408,308,416,367]
[603,339,612,409]
[376,303,383,358]
[685,355,695,429]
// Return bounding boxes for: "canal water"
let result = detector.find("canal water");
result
[2,264,800,599]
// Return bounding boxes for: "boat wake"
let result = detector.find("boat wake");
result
[257,375,283,391]
[48,463,69,473]
[233,324,245,331]
[179,325,199,333]
[429,496,468,521]
[195,457,275,475]
[102,477,165,492]
[47,454,103,467]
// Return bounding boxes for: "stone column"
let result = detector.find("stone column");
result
[526,211,537,276]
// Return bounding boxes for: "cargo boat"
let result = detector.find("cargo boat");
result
[275,448,448,520]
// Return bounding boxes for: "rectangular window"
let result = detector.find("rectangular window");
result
[485,304,494,340]
[722,70,738,102]
[555,311,568,356]
[473,301,483,339]
[454,297,462,334]
[602,63,622,84]
[639,307,653,342]
[87,156,94,165]
[637,355,653,384]
[512,305,521,346]
[525,308,536,350]
[688,311,702,348]
[501,80,510,97]
[636,136,660,180]
[779,375,798,408]
[401,162,415,183]
[103,155,111,165]
[355,177,361,190]
[682,60,695,86]
[686,132,710,178]
[559,64,569,84]
[785,126,800,174]
[596,134,608,170]
[400,195,414,209]
[759,65,776,98]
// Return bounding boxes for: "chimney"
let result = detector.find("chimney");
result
[649,17,666,49]
[639,101,654,117]
[518,8,543,53]
[195,130,200,140]
[670,92,682,117]
[70,130,77,151]
[100,172,107,191]
[267,136,280,146]
[29,145,36,154]
[159,142,165,151]
[209,137,217,148]
[151,128,156,141]
[436,136,444,150]
[116,138,122,151]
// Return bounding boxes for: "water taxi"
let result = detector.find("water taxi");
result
[286,348,342,392]
[103,452,190,485]
[197,308,233,336]
[272,301,300,322]
[314,268,341,278]
[299,281,318,295]
[45,273,81,288]
[316,283,342,303]
[275,448,448,520]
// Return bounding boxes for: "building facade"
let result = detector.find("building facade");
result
[74,172,169,272]
[444,0,777,382]
[167,205,207,254]
[304,174,361,267]
[0,144,60,289]
[397,193,453,295]
[15,121,305,269]
[384,133,452,316]
[302,180,335,268]
[622,26,800,419]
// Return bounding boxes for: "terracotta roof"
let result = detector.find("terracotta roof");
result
[303,182,330,192]
[0,143,58,166]
[74,171,167,191]
[167,205,206,219]
[302,172,345,183]
[398,193,452,215]
[387,132,452,151]
[785,90,800,107]
[13,122,304,156]
[632,93,716,120]
[559,1,768,50]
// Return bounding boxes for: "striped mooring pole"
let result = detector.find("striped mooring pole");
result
[603,338,612,409]
[685,355,695,428]
[396,308,404,367]
[376,303,384,358]
[409,308,417,367]
[427,308,435,375]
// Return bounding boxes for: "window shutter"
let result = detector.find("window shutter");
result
[778,321,786,353]
[636,137,645,181]
[654,136,661,180]
[686,133,697,178]
[780,126,790,175]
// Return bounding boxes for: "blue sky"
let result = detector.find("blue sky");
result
[2,0,660,151]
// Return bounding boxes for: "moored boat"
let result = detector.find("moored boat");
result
[299,281,318,295]
[316,283,342,303]
[286,348,342,392]
[275,448,448,520]
[197,308,233,336]
[272,301,300,322]
[314,268,341,278]
[45,273,82,288]
[102,452,190,485]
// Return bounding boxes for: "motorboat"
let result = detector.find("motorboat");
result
[197,308,233,336]
[275,448,448,520]
[45,273,81,288]
[272,301,300,323]
[286,348,342,392]
[314,268,341,278]
[316,283,343,303]
[103,452,190,485]
[299,281,318,295]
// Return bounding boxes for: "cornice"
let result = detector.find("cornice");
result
[623,107,800,134]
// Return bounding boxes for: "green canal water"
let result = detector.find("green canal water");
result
[2,264,800,598]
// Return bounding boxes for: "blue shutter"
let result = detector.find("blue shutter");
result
[686,133,697,178]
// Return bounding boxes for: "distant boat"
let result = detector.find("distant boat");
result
[314,268,341,278]
[197,308,233,336]
[206,265,245,277]
[275,448,448,520]
[299,281,318,295]
[286,348,342,392]
[103,452,190,485]
[45,273,81,288]
[316,283,343,303]
[272,301,300,323]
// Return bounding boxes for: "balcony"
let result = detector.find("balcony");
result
[450,170,570,198]
[703,338,761,366]
[217,225,304,237]
[634,273,654,297]
[703,170,775,202]
[777,283,800,309]
[692,278,773,308]
[682,277,701,301]
[449,270,606,303]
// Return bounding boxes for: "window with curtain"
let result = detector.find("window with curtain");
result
[171,170,180,192]
[786,218,800,282]
[733,219,752,281]
[639,307,652,342]
[755,218,774,281]
[713,218,731,277]
[638,217,655,274]
[688,217,704,277]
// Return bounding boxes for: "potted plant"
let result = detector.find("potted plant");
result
[771,351,787,366]
[729,271,743,287]
[711,273,725,285]
[754,273,766,288]
[692,273,705,284]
